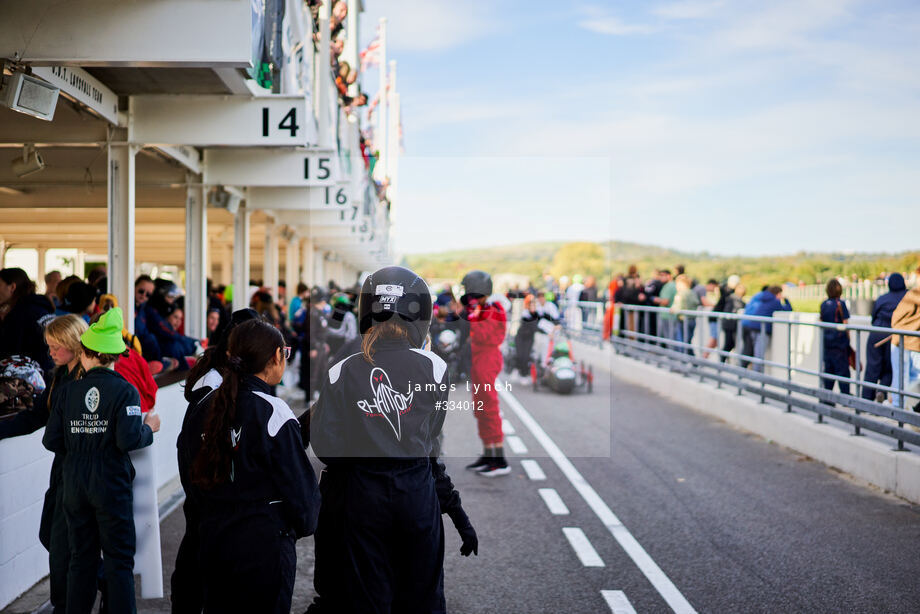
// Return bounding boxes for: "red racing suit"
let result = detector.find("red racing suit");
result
[468,300,507,446]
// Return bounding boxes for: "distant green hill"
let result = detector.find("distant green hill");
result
[405,240,919,291]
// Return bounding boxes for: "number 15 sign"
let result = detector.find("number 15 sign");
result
[203,149,340,187]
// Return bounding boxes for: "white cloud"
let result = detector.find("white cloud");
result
[653,1,725,20]
[360,0,501,51]
[576,5,655,35]
[403,91,526,134]
[711,0,859,50]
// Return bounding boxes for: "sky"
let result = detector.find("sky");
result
[359,1,920,256]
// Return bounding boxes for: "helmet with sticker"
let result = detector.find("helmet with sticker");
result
[358,266,432,348]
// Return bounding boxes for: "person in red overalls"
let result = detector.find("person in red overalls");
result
[461,270,510,477]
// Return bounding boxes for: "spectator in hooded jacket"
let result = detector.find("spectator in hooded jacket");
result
[0,268,55,374]
[146,280,198,368]
[740,285,792,372]
[862,273,908,401]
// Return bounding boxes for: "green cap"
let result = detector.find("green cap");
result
[81,307,127,354]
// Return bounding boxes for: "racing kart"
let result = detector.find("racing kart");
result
[527,321,593,394]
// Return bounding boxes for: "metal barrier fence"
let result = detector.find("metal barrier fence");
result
[544,298,920,449]
[597,303,920,451]
[783,282,889,302]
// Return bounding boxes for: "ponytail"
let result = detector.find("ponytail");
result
[361,319,409,365]
[190,319,283,489]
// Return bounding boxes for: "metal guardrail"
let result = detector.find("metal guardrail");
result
[549,299,920,451]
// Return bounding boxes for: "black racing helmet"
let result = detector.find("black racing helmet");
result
[460,270,493,305]
[358,266,432,348]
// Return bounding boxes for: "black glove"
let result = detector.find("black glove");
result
[447,508,478,556]
[457,523,478,557]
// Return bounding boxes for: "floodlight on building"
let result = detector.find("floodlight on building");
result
[10,145,45,178]
[1,71,60,121]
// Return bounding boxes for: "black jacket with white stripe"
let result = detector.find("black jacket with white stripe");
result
[310,338,466,517]
[178,373,320,538]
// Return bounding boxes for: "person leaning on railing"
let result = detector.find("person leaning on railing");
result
[819,279,851,402]
[862,273,907,402]
[888,271,920,409]
[740,286,792,372]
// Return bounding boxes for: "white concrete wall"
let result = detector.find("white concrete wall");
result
[0,382,186,608]
[0,428,52,608]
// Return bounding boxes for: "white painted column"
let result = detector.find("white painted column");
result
[74,250,86,279]
[317,1,332,148]
[285,236,300,305]
[386,61,397,177]
[314,249,326,290]
[344,0,360,97]
[184,176,207,339]
[301,238,314,286]
[221,244,233,286]
[263,224,280,300]
[36,247,47,292]
[375,18,388,180]
[232,206,251,312]
[107,143,137,331]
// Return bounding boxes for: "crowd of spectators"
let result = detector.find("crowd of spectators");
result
[0,264,331,425]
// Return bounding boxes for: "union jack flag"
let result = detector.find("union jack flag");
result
[360,35,381,72]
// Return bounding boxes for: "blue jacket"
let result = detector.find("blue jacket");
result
[742,290,792,334]
[135,303,161,361]
[869,274,908,344]
[820,298,850,351]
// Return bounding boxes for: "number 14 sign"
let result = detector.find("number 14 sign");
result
[132,95,315,147]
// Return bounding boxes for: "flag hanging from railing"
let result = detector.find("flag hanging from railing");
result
[360,34,381,72]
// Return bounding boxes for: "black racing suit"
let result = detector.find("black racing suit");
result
[0,364,80,613]
[171,368,224,614]
[309,339,470,614]
[43,367,153,614]
[177,374,320,614]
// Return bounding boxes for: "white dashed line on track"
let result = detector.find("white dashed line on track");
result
[562,527,605,567]
[505,435,528,454]
[602,590,638,614]
[538,488,570,515]
[498,385,698,614]
[502,418,516,434]
[520,459,547,481]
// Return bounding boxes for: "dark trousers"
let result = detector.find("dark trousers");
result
[822,348,851,400]
[862,338,891,400]
[741,328,757,369]
[515,329,535,375]
[310,465,446,614]
[39,480,70,613]
[64,483,136,614]
[171,500,204,614]
[200,512,297,614]
[720,326,737,362]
